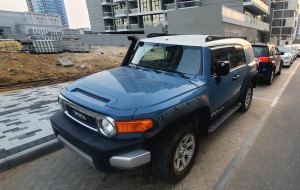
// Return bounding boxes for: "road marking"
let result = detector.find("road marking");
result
[253,97,273,102]
[213,61,300,190]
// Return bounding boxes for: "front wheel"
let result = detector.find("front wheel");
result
[239,82,253,112]
[278,62,282,75]
[151,124,199,183]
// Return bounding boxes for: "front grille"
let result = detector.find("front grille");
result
[66,105,98,130]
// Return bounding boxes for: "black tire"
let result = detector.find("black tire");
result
[278,62,282,75]
[151,123,199,183]
[266,69,274,85]
[239,82,253,112]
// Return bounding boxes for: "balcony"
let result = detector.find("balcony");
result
[222,6,269,31]
[129,8,139,14]
[103,12,113,19]
[105,25,115,32]
[144,21,167,28]
[113,0,125,3]
[116,24,129,31]
[165,3,175,10]
[243,0,269,15]
[101,0,113,5]
[178,0,202,9]
[115,9,128,17]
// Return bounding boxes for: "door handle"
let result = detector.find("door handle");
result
[233,74,239,80]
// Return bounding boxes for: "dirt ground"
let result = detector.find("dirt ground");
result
[0,46,127,86]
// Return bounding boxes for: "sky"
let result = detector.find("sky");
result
[0,0,90,29]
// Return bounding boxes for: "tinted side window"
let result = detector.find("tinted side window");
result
[244,46,255,64]
[211,49,234,75]
[234,47,246,68]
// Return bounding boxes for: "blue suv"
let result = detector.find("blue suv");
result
[50,35,258,183]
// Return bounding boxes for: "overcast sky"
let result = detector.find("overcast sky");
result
[0,0,90,29]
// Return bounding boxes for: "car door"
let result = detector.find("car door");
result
[270,47,279,73]
[207,46,247,119]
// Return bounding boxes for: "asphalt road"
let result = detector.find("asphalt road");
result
[227,61,300,190]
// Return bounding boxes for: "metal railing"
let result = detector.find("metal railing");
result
[101,0,112,4]
[105,26,115,31]
[130,24,141,30]
[178,0,202,9]
[243,0,268,13]
[115,9,128,16]
[222,6,269,29]
[144,21,167,28]
[103,12,113,17]
[130,8,139,14]
[116,25,129,30]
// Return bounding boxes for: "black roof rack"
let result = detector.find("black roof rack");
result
[205,36,247,42]
[147,33,178,38]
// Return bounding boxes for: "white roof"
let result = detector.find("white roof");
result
[140,35,251,47]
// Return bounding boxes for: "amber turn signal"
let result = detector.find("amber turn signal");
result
[115,119,153,133]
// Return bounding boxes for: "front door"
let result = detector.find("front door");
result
[207,45,247,119]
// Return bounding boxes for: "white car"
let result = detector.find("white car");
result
[295,44,300,57]
[278,46,293,67]
[285,45,297,60]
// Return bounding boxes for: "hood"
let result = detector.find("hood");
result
[65,67,202,110]
[281,52,291,58]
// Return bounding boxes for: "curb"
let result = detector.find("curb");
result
[0,139,63,173]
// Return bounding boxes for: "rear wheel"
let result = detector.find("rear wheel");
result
[278,62,282,75]
[239,82,253,112]
[266,70,274,85]
[152,124,199,183]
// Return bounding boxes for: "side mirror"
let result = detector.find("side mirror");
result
[216,61,230,77]
[278,52,284,55]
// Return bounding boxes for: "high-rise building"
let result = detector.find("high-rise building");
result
[26,0,69,27]
[268,0,299,44]
[86,0,270,42]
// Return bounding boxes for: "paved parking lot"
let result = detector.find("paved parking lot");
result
[0,60,298,190]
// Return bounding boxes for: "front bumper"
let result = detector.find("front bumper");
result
[51,111,151,172]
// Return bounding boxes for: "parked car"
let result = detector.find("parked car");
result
[294,44,300,57]
[252,43,282,85]
[286,45,297,60]
[278,46,293,67]
[50,35,258,183]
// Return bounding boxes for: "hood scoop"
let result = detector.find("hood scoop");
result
[71,88,110,104]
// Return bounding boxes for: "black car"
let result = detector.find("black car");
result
[252,43,282,85]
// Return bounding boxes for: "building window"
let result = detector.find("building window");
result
[152,0,161,11]
[281,27,293,34]
[282,19,286,26]
[153,14,163,22]
[273,11,283,18]
[272,19,281,26]
[271,2,274,8]
[274,2,284,10]
[284,1,288,9]
[283,10,295,17]
[271,28,280,35]
[140,0,150,12]
[143,15,151,22]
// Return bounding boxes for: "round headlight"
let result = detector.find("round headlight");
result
[97,117,116,137]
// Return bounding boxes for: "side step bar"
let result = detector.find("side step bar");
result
[208,103,241,133]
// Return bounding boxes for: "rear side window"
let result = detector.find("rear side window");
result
[244,46,255,64]
[252,46,269,57]
[234,46,245,68]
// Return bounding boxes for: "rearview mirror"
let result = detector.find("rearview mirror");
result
[216,61,230,76]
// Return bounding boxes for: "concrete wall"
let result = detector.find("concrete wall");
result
[80,34,147,47]
[168,4,223,35]
[86,0,105,33]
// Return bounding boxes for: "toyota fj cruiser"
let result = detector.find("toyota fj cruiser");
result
[50,35,258,183]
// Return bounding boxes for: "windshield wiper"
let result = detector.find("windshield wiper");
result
[163,69,190,79]
[138,65,161,74]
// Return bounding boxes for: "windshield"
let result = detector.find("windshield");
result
[252,46,269,57]
[130,42,202,75]
[278,47,290,53]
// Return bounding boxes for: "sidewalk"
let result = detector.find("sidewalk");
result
[0,83,67,172]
